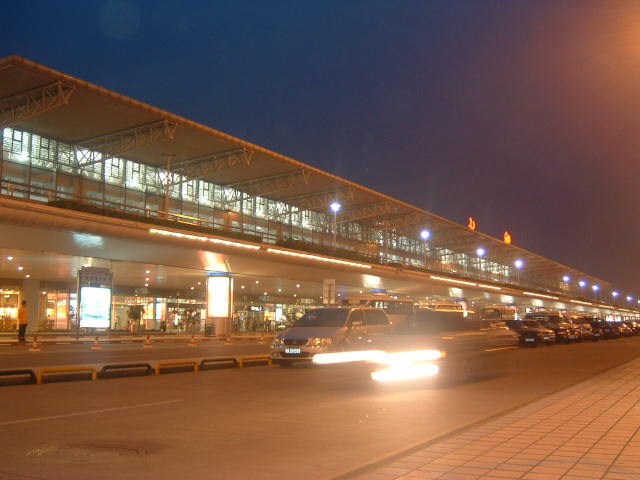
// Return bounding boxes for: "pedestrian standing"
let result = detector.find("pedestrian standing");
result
[17,300,28,342]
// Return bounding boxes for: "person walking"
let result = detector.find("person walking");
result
[17,300,28,342]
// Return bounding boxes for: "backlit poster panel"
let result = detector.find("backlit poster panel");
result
[79,286,111,328]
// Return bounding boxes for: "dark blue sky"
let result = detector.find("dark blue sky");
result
[4,0,640,300]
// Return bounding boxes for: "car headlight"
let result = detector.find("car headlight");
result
[271,337,285,348]
[307,338,332,347]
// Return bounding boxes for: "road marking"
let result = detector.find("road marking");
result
[0,400,182,426]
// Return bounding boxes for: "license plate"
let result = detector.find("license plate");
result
[525,338,535,342]
[285,348,301,354]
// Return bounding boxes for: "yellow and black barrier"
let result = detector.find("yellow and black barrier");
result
[199,357,239,370]
[37,366,98,384]
[100,363,153,379]
[239,355,272,368]
[0,369,37,386]
[155,360,199,375]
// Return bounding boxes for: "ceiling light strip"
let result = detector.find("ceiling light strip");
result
[430,275,477,287]
[149,229,260,250]
[266,248,372,269]
[523,291,559,300]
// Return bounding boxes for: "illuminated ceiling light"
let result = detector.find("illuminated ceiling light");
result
[7,256,13,261]
[17,266,23,271]
[149,229,260,250]
[430,275,477,287]
[266,248,372,269]
[523,292,559,300]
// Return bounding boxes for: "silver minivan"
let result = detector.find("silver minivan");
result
[270,307,393,366]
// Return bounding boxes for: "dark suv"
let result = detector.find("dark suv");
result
[505,319,555,347]
[524,312,579,344]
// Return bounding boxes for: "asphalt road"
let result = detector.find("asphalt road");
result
[0,337,639,480]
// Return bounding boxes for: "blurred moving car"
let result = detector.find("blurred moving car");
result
[363,310,519,383]
[270,307,393,367]
[524,312,579,344]
[505,319,555,347]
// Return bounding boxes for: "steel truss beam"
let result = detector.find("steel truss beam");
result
[223,169,310,204]
[273,187,355,218]
[73,120,177,166]
[335,201,393,224]
[168,148,252,185]
[0,81,75,129]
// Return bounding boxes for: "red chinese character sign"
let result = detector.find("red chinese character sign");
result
[468,217,476,230]
[504,231,512,244]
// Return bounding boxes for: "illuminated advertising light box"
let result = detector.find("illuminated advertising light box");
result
[79,286,112,328]
[207,274,233,318]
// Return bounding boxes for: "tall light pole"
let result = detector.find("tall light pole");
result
[627,296,633,307]
[612,291,619,305]
[162,153,175,218]
[592,285,599,301]
[420,230,430,266]
[476,248,485,278]
[515,259,523,284]
[330,202,341,248]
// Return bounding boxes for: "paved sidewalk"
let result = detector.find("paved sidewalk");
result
[349,357,640,480]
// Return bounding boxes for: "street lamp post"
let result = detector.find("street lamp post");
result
[515,259,523,284]
[592,285,599,301]
[477,248,485,279]
[420,230,430,266]
[330,202,341,248]
[612,291,619,305]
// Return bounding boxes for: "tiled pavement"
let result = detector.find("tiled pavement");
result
[351,357,640,480]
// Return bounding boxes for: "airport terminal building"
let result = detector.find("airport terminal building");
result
[0,55,627,335]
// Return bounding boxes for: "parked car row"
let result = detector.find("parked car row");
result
[504,311,640,347]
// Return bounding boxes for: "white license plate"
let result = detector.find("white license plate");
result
[285,348,301,354]
[525,338,535,342]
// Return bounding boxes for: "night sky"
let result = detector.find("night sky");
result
[4,1,640,300]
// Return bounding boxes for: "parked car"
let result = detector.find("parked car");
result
[568,315,601,342]
[590,318,620,339]
[270,307,393,367]
[524,312,578,344]
[621,320,640,334]
[505,319,555,347]
[615,322,634,337]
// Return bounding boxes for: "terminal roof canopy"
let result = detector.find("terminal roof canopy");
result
[0,55,609,291]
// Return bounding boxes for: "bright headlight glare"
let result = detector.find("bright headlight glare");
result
[371,363,440,382]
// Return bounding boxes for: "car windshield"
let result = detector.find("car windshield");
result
[522,320,544,328]
[293,309,350,327]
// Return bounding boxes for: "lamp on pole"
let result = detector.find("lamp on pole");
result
[627,296,633,307]
[420,230,430,266]
[476,248,485,278]
[592,285,599,301]
[612,291,619,305]
[330,202,341,248]
[162,153,176,218]
[514,259,523,284]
